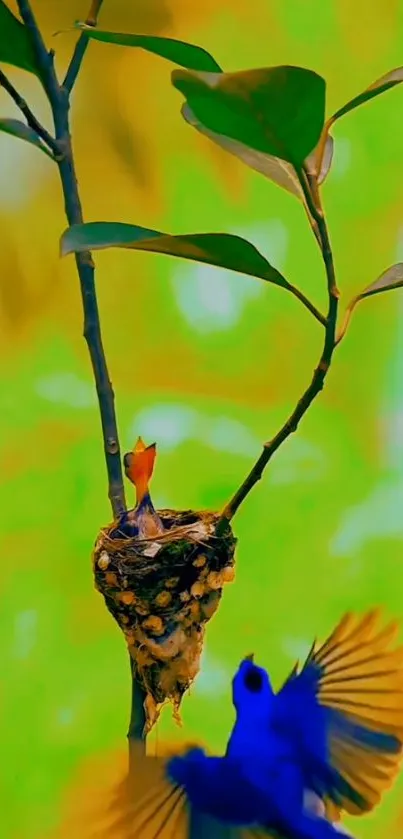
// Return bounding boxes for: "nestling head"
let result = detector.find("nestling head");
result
[124,436,157,504]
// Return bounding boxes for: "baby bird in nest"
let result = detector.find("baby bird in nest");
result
[119,437,165,539]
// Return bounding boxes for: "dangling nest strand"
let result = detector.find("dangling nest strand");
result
[93,509,236,731]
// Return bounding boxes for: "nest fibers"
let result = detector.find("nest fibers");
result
[93,509,236,731]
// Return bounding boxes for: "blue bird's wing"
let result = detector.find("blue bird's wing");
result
[81,746,188,839]
[98,743,283,839]
[274,610,403,819]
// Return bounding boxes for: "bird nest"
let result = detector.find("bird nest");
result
[93,508,236,731]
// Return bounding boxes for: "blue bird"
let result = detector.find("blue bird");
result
[102,610,403,839]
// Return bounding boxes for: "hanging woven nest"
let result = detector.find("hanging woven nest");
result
[93,506,236,731]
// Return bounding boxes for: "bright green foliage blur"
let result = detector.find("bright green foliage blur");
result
[1,1,403,838]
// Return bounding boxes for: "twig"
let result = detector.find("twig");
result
[16,0,55,78]
[17,0,126,517]
[0,68,59,155]
[63,0,104,94]
[300,168,339,298]
[127,657,147,763]
[219,169,339,525]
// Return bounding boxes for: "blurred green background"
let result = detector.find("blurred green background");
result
[1,0,403,837]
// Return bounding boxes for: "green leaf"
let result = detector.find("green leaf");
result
[0,0,40,75]
[74,23,222,72]
[182,104,334,196]
[171,65,326,167]
[60,221,289,289]
[330,67,403,124]
[0,118,53,157]
[181,103,303,199]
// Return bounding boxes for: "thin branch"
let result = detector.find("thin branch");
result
[16,0,55,77]
[300,168,339,298]
[63,0,105,94]
[53,129,127,517]
[218,171,339,525]
[127,657,147,761]
[0,68,59,155]
[17,0,126,517]
[54,139,126,516]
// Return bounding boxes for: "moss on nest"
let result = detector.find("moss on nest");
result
[93,508,237,731]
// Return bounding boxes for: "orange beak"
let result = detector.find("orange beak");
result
[124,437,157,505]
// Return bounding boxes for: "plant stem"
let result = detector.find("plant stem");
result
[63,0,105,94]
[17,0,126,518]
[56,138,127,517]
[127,657,147,762]
[219,172,339,525]
[0,68,59,154]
